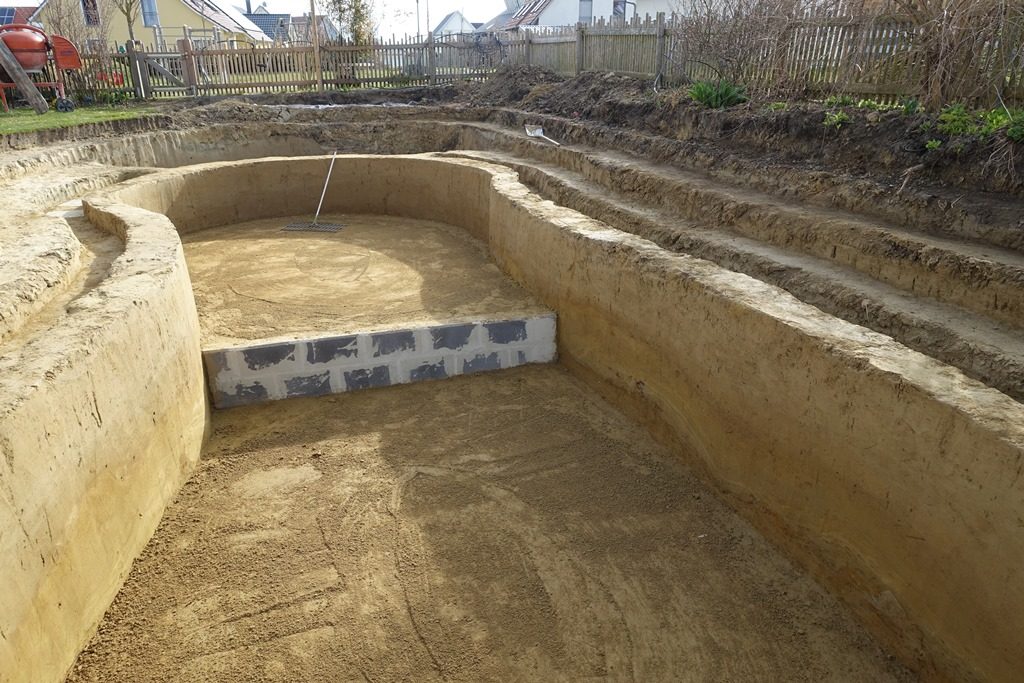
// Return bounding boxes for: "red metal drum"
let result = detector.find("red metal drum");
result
[0,24,51,78]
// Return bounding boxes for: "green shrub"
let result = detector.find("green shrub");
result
[688,80,748,109]
[901,98,921,115]
[925,138,942,151]
[823,111,850,129]
[979,108,1011,135]
[824,94,855,107]
[860,99,901,112]
[96,90,131,107]
[937,104,979,136]
[1006,118,1024,143]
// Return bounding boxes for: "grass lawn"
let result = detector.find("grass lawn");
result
[0,105,158,135]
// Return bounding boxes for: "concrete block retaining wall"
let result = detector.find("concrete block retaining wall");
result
[206,316,557,408]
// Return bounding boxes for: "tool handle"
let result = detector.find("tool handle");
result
[313,150,338,225]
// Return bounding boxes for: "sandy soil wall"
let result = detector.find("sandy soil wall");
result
[482,167,1024,683]
[89,155,1024,681]
[99,156,493,239]
[0,201,208,682]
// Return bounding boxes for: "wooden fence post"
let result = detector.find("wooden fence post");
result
[427,31,437,85]
[575,22,585,75]
[177,38,198,96]
[0,39,48,113]
[524,31,533,66]
[125,41,147,99]
[654,12,667,85]
[309,0,324,92]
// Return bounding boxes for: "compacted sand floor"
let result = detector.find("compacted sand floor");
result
[182,214,548,348]
[68,366,909,682]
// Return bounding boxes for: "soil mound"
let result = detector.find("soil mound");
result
[468,65,565,106]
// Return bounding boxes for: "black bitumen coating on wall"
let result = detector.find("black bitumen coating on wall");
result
[372,331,417,357]
[431,324,475,350]
[285,371,332,399]
[344,366,392,391]
[410,360,448,382]
[243,344,297,371]
[307,336,359,365]
[463,353,501,374]
[485,321,528,344]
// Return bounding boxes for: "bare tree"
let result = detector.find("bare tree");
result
[110,0,141,43]
[668,0,811,90]
[667,0,1024,108]
[328,0,375,44]
[875,0,1024,109]
[37,0,114,49]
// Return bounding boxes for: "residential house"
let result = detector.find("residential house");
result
[479,0,677,31]
[239,2,289,42]
[433,10,474,37]
[0,5,38,25]
[289,12,338,44]
[622,1,676,18]
[30,0,272,50]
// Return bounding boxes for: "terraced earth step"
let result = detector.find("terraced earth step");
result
[452,133,1024,329]
[450,150,1024,402]
[476,113,1024,254]
[0,167,147,343]
[203,314,557,409]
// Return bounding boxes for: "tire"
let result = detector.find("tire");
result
[55,98,75,113]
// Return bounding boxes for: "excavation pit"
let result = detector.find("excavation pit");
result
[3,122,1023,682]
[68,366,908,682]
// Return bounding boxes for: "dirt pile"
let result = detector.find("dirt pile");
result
[467,65,565,106]
[462,66,1024,198]
[518,70,654,123]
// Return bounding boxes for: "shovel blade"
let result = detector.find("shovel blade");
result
[524,125,561,146]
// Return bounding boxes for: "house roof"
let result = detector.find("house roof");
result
[244,12,289,41]
[477,10,514,32]
[180,0,273,42]
[434,11,458,32]
[0,6,38,24]
[434,10,477,35]
[505,0,554,29]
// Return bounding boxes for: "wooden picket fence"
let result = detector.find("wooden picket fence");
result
[52,11,1024,107]
[503,13,1024,105]
[99,33,500,100]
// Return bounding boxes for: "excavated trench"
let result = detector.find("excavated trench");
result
[1,104,1022,683]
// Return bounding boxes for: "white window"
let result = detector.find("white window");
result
[579,0,593,23]
[141,0,160,27]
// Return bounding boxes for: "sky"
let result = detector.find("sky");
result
[259,0,508,39]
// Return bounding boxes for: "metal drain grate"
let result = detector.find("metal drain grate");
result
[282,222,346,233]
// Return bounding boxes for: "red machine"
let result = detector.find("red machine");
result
[0,24,82,113]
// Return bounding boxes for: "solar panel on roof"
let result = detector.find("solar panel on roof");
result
[0,8,16,24]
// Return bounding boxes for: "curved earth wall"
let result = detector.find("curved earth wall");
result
[3,152,1022,682]
[0,201,208,682]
